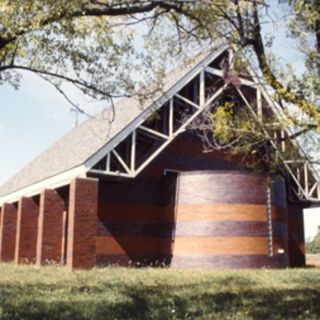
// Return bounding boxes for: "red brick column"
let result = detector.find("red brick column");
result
[287,202,306,267]
[67,178,98,270]
[36,189,65,265]
[0,203,18,261]
[15,197,39,264]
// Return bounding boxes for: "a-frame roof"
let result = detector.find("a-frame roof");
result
[0,43,228,202]
[1,42,320,204]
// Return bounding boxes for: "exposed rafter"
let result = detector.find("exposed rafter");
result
[88,47,320,203]
[1,45,319,204]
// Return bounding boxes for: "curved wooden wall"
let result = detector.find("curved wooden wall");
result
[171,171,289,268]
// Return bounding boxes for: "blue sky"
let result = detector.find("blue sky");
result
[0,72,107,184]
[0,73,73,183]
[0,3,306,185]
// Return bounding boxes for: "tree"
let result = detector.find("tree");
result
[0,1,319,171]
[306,226,320,254]
[0,1,199,114]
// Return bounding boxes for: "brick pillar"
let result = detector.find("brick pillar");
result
[67,178,98,270]
[36,189,65,265]
[287,202,306,267]
[0,203,18,261]
[15,197,39,264]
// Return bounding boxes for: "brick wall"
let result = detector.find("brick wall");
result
[36,189,66,265]
[287,202,306,267]
[15,197,39,264]
[96,176,176,266]
[0,203,18,261]
[67,178,98,270]
[171,172,289,268]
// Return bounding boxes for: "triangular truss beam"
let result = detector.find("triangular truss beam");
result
[88,47,320,203]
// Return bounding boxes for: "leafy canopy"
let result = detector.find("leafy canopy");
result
[0,0,320,171]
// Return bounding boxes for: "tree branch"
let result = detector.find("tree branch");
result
[248,0,320,124]
[38,74,95,119]
[0,1,197,51]
[0,64,130,99]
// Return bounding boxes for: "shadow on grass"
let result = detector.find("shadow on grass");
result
[113,287,320,320]
[1,281,320,320]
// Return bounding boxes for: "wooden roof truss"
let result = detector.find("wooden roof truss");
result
[88,48,320,203]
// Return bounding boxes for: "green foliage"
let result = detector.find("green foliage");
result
[0,1,167,99]
[0,0,319,171]
[284,0,320,105]
[306,242,320,254]
[0,264,320,320]
[306,227,320,254]
[205,88,286,173]
[287,0,320,67]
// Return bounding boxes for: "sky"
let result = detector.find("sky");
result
[0,73,72,183]
[0,2,307,185]
[1,3,320,239]
[0,72,106,184]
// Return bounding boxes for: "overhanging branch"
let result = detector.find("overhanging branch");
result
[0,64,130,99]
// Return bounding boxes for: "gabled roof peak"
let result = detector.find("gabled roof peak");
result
[0,43,228,202]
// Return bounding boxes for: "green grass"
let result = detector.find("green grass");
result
[0,263,320,320]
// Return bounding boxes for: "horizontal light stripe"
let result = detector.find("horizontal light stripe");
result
[176,204,267,221]
[172,237,269,255]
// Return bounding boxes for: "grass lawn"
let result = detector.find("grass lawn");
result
[0,263,319,320]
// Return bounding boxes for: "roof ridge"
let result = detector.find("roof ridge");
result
[0,44,225,200]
